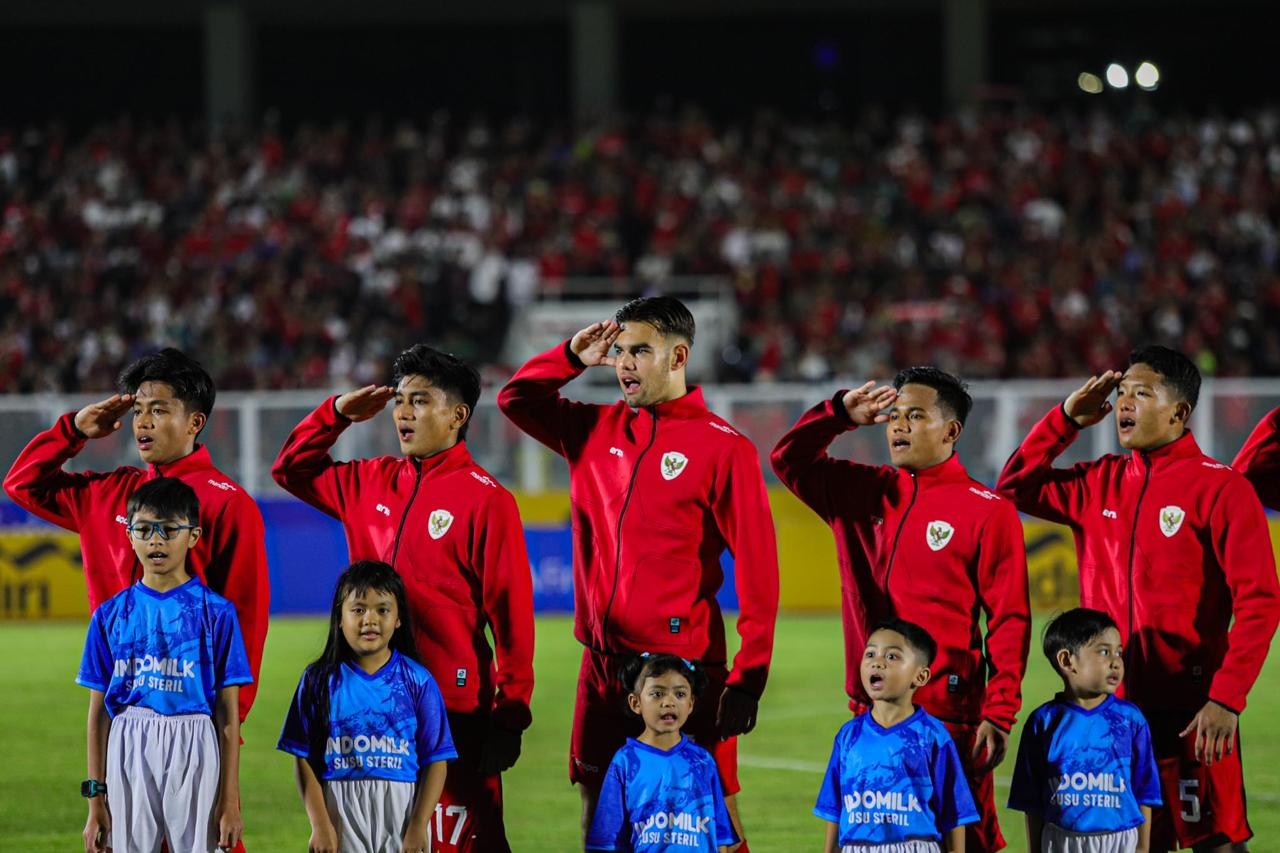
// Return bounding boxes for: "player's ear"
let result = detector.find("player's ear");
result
[451,401,471,432]
[913,664,931,688]
[944,417,963,445]
[1171,399,1191,428]
[627,693,643,715]
[186,408,206,437]
[189,526,201,544]
[669,339,690,372]
[1055,648,1074,673]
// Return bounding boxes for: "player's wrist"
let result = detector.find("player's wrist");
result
[564,339,587,369]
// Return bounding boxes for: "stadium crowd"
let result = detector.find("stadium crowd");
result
[3,106,1280,392]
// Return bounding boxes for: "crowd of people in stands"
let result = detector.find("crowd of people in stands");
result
[2,105,1280,392]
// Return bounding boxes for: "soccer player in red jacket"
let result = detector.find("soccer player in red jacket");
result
[1233,406,1280,511]
[272,344,534,853]
[4,348,269,724]
[997,345,1280,853]
[498,296,779,849]
[771,367,1030,853]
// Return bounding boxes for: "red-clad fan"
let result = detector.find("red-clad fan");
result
[997,345,1280,853]
[3,348,269,724]
[498,296,779,850]
[772,368,1030,853]
[1233,406,1280,511]
[272,344,534,853]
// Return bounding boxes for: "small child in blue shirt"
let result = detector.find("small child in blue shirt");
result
[1008,608,1161,853]
[77,478,253,853]
[586,653,740,853]
[815,618,978,853]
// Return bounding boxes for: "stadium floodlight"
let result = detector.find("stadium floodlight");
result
[1106,63,1130,89]
[1135,61,1160,90]
[1078,72,1104,94]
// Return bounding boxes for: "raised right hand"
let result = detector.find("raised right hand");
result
[841,381,897,426]
[1063,370,1123,428]
[335,385,395,422]
[570,320,621,368]
[74,394,134,440]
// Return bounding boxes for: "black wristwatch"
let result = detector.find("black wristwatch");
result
[81,779,107,798]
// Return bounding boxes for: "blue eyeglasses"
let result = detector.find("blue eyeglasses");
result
[127,522,197,541]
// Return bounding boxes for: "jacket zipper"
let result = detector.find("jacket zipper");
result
[390,461,424,570]
[1125,453,1152,693]
[883,472,919,593]
[600,410,660,644]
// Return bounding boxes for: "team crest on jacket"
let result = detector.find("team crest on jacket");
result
[926,521,955,551]
[1159,506,1185,537]
[428,509,454,540]
[660,451,689,481]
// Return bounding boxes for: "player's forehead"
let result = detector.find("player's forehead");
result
[865,628,909,652]
[129,510,190,525]
[395,375,440,396]
[344,586,397,607]
[1119,364,1163,390]
[889,383,940,412]
[133,381,180,405]
[1084,626,1123,647]
[641,669,691,690]
[615,321,664,348]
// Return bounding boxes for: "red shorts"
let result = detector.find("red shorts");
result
[940,720,1006,853]
[1145,713,1251,851]
[433,712,510,853]
[569,647,741,795]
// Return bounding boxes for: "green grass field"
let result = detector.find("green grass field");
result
[4,615,1278,850]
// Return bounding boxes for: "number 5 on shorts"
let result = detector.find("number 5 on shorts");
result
[1179,778,1201,823]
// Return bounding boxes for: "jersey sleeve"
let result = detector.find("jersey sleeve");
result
[270,397,363,519]
[1130,713,1163,807]
[813,727,846,823]
[475,488,535,732]
[276,673,312,759]
[76,608,112,692]
[585,757,628,851]
[712,436,780,698]
[496,340,602,459]
[932,729,980,831]
[975,501,1032,731]
[1233,405,1280,511]
[3,412,114,531]
[995,405,1096,526]
[415,673,459,764]
[212,600,254,689]
[1006,712,1045,814]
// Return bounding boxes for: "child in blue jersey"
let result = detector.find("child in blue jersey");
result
[279,560,456,853]
[586,653,740,853]
[815,619,978,853]
[77,478,252,853]
[1008,608,1161,853]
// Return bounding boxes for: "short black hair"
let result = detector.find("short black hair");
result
[619,653,708,698]
[892,366,973,426]
[118,348,217,421]
[126,477,201,526]
[615,296,696,344]
[1128,344,1201,411]
[391,345,482,440]
[1042,608,1120,675]
[868,618,937,666]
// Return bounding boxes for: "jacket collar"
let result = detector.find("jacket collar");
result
[1130,429,1201,468]
[898,451,969,482]
[408,439,472,476]
[147,444,214,479]
[634,386,710,421]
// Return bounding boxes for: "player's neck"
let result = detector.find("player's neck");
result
[870,697,916,728]
[141,567,192,593]
[1059,687,1110,710]
[638,729,682,751]
[353,647,393,675]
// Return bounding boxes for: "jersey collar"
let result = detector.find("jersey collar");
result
[626,734,691,756]
[899,451,969,483]
[633,387,710,422]
[147,444,214,479]
[408,440,472,477]
[1131,429,1202,468]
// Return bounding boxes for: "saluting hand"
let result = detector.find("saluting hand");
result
[73,394,134,440]
[1063,370,1123,428]
[335,385,395,422]
[570,320,622,368]
[841,381,897,426]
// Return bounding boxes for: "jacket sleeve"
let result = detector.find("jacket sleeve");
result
[496,341,601,459]
[1205,476,1280,712]
[770,391,890,522]
[476,489,536,732]
[995,405,1095,527]
[270,396,361,519]
[205,491,271,724]
[1233,406,1280,512]
[714,438,780,698]
[975,501,1031,731]
[3,412,108,530]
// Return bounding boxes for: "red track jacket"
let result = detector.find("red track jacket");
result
[997,405,1280,714]
[3,413,269,721]
[1234,405,1280,511]
[771,393,1030,730]
[497,342,779,698]
[272,398,535,731]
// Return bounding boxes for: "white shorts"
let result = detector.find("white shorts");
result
[840,841,941,853]
[325,778,416,853]
[107,706,221,853]
[1042,823,1139,853]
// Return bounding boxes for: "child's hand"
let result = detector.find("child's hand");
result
[215,800,243,851]
[308,819,340,853]
[82,799,111,852]
[401,824,430,853]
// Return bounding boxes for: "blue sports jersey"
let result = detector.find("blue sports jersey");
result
[587,736,739,852]
[814,707,979,845]
[1008,695,1162,833]
[77,577,252,718]
[278,651,457,784]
